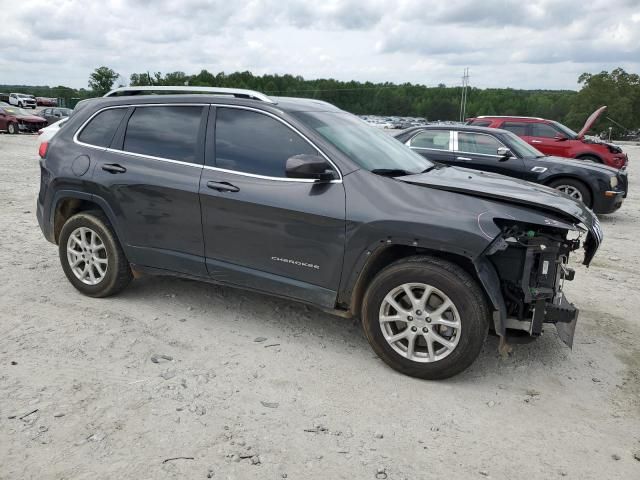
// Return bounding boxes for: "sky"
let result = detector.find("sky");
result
[2,0,640,90]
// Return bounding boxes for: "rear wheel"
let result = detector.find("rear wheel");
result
[361,256,489,380]
[7,122,17,134]
[548,178,592,207]
[58,211,132,297]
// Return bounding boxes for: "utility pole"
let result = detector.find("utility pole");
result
[459,68,470,122]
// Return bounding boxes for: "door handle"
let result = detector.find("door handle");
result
[207,180,240,193]
[102,163,127,174]
[456,157,472,161]
[531,140,542,143]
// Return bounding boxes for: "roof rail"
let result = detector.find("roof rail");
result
[476,115,544,120]
[103,86,275,103]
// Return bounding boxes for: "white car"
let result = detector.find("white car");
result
[9,93,37,109]
[38,117,67,144]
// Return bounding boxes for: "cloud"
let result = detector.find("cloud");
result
[1,0,639,90]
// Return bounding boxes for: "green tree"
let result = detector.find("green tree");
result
[88,66,120,94]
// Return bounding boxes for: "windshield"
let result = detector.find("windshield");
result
[502,131,545,158]
[551,121,578,139]
[293,111,433,174]
[17,94,30,98]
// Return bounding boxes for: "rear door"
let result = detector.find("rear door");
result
[405,129,454,164]
[199,106,346,307]
[452,131,525,176]
[87,104,208,276]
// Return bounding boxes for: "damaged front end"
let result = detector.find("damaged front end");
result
[478,216,602,348]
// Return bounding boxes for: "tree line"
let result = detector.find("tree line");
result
[2,67,638,136]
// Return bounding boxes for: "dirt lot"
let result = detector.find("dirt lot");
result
[1,134,639,480]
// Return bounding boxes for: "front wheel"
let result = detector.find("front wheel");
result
[7,122,17,134]
[58,211,132,297]
[548,178,592,207]
[361,256,490,380]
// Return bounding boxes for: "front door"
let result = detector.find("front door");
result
[527,122,569,157]
[88,104,208,276]
[199,106,346,308]
[452,131,525,176]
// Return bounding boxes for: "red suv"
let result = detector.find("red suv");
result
[467,107,628,169]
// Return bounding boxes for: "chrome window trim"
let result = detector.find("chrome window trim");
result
[453,131,507,157]
[72,103,343,184]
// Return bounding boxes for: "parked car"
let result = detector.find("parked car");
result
[36,97,58,107]
[467,107,628,169]
[394,125,627,214]
[38,117,68,144]
[39,107,72,125]
[0,106,47,134]
[9,93,37,109]
[37,86,602,380]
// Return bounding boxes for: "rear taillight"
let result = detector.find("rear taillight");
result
[39,141,48,158]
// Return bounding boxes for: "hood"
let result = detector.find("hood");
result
[17,114,46,122]
[577,106,606,139]
[537,155,618,175]
[398,166,602,264]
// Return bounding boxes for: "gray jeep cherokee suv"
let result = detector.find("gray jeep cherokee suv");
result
[37,86,602,379]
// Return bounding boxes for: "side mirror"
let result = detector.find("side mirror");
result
[497,147,513,161]
[554,134,567,141]
[286,154,335,182]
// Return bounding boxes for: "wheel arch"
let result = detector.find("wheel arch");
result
[51,192,122,245]
[342,243,494,319]
[543,175,595,207]
[575,152,603,163]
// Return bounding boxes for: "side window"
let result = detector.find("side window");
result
[409,130,450,150]
[530,122,559,138]
[501,122,528,136]
[123,106,204,163]
[78,108,127,148]
[458,132,503,155]
[215,108,318,177]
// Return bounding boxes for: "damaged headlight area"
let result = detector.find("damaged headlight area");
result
[486,220,582,347]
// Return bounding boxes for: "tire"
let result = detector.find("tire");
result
[58,211,132,297]
[361,256,490,380]
[7,122,17,134]
[576,155,601,164]
[548,178,592,207]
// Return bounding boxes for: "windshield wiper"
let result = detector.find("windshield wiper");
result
[371,168,412,177]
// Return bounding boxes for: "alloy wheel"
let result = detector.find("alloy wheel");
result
[66,227,108,285]
[556,185,583,201]
[379,283,461,363]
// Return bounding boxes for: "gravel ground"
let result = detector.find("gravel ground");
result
[1,134,639,480]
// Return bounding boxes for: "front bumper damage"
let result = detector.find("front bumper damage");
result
[18,121,47,133]
[476,217,601,348]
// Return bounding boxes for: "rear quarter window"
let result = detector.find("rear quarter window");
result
[78,108,127,148]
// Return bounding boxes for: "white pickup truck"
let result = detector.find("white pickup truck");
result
[9,93,37,109]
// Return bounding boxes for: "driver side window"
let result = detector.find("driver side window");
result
[214,108,320,178]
